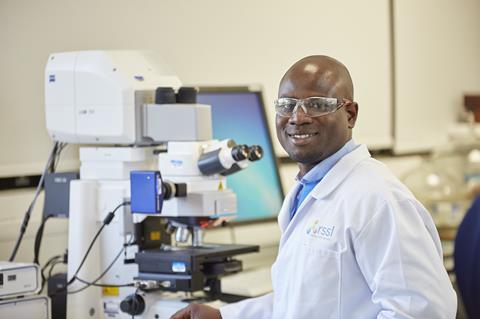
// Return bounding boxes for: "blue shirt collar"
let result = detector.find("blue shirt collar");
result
[296,139,358,185]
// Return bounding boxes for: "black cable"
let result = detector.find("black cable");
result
[33,215,53,264]
[42,255,63,272]
[48,260,64,279]
[9,141,62,262]
[53,143,67,171]
[40,254,63,293]
[49,201,131,296]
[75,242,129,288]
[63,201,130,289]
[66,284,91,295]
[33,143,69,292]
[67,223,106,286]
[33,142,68,264]
[73,241,134,291]
[75,277,134,288]
[52,233,134,296]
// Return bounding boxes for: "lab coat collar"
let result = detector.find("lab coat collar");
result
[277,145,370,234]
[310,144,370,199]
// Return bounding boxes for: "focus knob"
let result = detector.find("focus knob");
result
[120,293,145,316]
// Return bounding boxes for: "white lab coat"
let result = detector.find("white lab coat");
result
[220,145,457,319]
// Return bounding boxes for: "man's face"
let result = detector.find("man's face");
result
[275,81,354,165]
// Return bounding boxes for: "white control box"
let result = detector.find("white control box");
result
[0,262,41,298]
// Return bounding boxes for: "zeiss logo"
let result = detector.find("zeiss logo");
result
[306,220,335,240]
[49,74,55,82]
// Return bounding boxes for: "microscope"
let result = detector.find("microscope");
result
[45,50,262,318]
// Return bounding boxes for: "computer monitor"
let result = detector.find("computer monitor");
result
[197,87,284,222]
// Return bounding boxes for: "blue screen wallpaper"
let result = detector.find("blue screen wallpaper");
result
[197,91,284,222]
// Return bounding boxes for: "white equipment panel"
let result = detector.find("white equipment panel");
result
[0,262,40,298]
[0,295,51,319]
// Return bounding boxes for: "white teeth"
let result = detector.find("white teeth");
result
[292,134,315,139]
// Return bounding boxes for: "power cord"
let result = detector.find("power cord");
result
[9,141,66,262]
[50,201,130,296]
[71,236,136,293]
[48,259,65,279]
[68,201,130,285]
[33,215,53,264]
[40,254,64,293]
[54,240,134,296]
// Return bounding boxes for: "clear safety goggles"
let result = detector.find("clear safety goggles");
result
[274,96,346,118]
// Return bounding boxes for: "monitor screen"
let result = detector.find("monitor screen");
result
[197,89,284,222]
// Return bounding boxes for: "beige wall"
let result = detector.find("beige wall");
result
[0,0,392,178]
[393,0,480,153]
[0,0,392,263]
[1,0,480,265]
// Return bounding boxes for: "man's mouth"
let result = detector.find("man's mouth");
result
[287,132,318,144]
[288,132,318,139]
[289,133,317,138]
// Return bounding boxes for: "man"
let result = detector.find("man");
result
[171,55,457,318]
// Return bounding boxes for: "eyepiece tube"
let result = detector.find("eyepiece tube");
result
[247,145,263,161]
[198,143,249,175]
[198,148,225,175]
[231,144,249,161]
[176,87,198,104]
[155,87,176,104]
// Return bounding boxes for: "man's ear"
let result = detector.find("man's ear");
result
[346,101,358,129]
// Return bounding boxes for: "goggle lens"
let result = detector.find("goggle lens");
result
[275,97,342,117]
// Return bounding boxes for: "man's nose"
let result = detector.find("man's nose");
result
[289,103,312,125]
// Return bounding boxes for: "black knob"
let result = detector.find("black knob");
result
[176,87,197,104]
[120,293,145,316]
[155,87,176,104]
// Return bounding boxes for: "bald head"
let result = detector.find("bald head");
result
[279,55,354,100]
[275,55,358,177]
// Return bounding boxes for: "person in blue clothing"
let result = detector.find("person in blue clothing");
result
[171,55,457,319]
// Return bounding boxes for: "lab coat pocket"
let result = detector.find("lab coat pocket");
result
[295,240,341,318]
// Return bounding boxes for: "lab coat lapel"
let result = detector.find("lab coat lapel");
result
[278,145,371,247]
[279,189,316,246]
[278,181,324,247]
[311,145,371,200]
[277,182,301,234]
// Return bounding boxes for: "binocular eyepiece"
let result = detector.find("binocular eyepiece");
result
[155,86,198,104]
[247,145,263,162]
[197,141,263,176]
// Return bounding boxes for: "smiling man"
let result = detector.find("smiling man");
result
[171,56,457,319]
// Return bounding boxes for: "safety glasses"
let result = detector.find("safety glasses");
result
[274,96,346,118]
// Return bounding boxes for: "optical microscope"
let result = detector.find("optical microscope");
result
[45,50,262,318]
